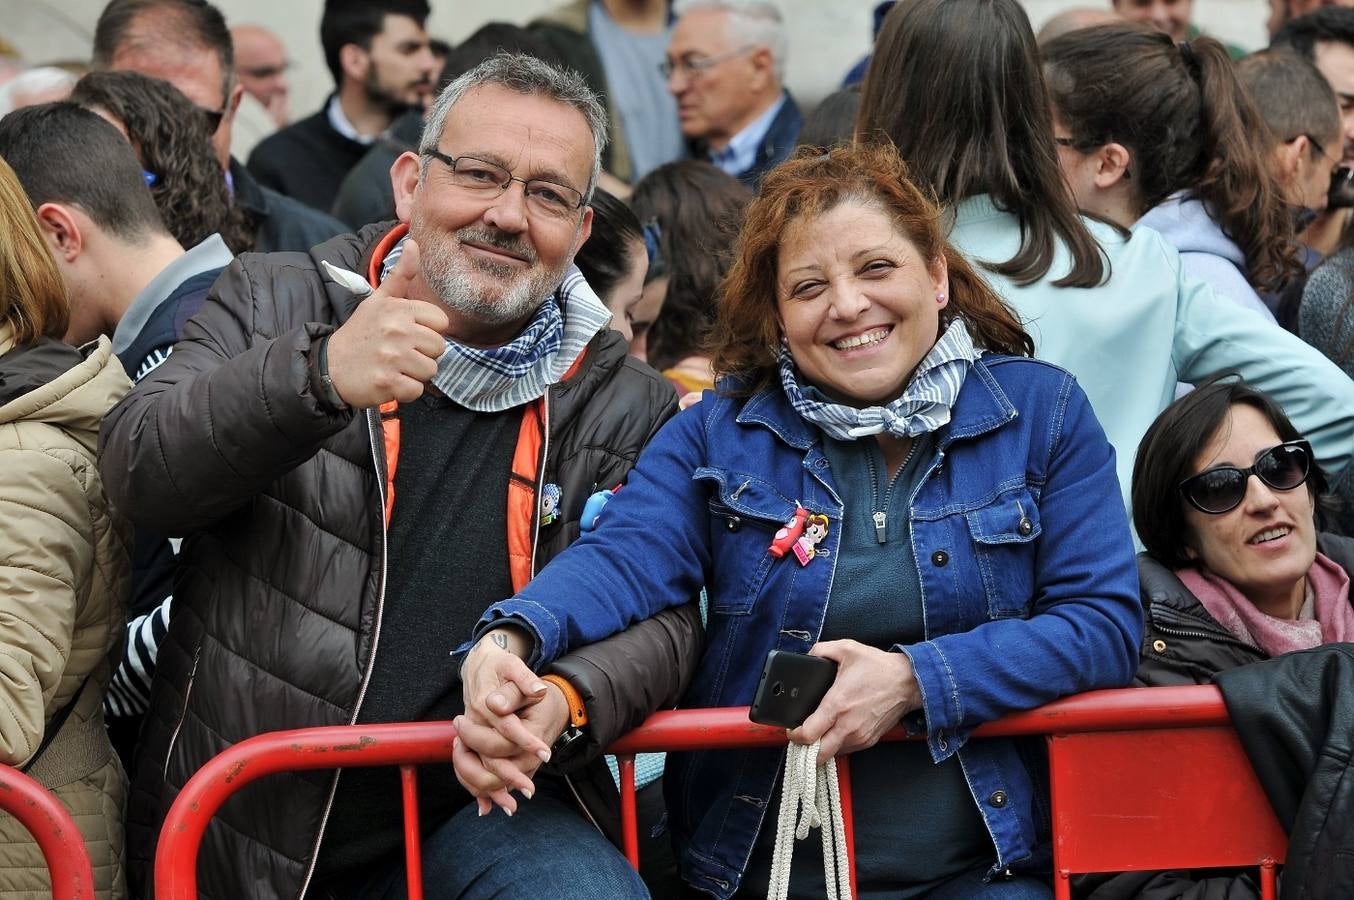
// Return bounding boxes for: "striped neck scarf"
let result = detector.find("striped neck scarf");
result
[378,235,611,412]
[779,318,981,441]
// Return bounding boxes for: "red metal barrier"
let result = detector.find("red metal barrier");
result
[154,722,457,900]
[609,685,1283,900]
[153,686,1284,900]
[0,764,96,900]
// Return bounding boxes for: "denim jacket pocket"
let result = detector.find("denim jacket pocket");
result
[695,467,799,615]
[965,487,1042,619]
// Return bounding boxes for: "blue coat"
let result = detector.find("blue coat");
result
[475,354,1142,897]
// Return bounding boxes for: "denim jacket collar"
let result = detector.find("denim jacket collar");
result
[731,353,1018,450]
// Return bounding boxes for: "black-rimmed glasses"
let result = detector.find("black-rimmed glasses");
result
[1178,440,1313,514]
[423,150,585,219]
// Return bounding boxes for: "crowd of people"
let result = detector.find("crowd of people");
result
[2,0,1354,898]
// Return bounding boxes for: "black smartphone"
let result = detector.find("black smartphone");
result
[749,650,838,729]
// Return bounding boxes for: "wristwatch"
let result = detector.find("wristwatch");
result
[316,335,350,412]
[542,674,588,757]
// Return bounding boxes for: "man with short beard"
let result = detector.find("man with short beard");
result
[100,52,688,900]
[247,0,440,213]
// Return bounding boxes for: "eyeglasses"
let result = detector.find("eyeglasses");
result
[659,45,755,79]
[199,105,226,134]
[1053,134,1132,181]
[424,150,585,220]
[1287,133,1341,171]
[1178,440,1313,514]
[241,62,290,80]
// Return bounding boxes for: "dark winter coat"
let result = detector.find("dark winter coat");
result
[98,222,693,899]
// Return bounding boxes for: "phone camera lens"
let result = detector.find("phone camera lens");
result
[772,682,784,696]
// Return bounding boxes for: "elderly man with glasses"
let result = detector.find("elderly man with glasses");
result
[100,51,691,900]
[664,0,802,187]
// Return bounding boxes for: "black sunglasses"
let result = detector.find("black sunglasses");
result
[199,106,226,134]
[1178,440,1313,515]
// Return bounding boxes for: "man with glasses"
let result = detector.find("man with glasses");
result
[99,51,687,900]
[1237,48,1345,319]
[664,0,801,187]
[92,0,345,253]
[1272,8,1354,257]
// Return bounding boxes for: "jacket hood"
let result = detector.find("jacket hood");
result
[0,324,131,452]
[1137,193,1246,269]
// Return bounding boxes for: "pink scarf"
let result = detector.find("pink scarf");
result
[1176,553,1354,657]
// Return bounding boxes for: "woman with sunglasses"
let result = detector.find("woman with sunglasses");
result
[1130,378,1354,686]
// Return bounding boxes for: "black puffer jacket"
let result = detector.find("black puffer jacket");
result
[99,223,695,899]
[1082,536,1354,900]
[1136,534,1354,686]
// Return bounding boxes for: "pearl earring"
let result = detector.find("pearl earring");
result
[936,292,947,304]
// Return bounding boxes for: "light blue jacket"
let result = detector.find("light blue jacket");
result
[950,194,1354,510]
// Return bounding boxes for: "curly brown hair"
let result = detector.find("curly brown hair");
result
[70,70,253,253]
[709,142,1034,395]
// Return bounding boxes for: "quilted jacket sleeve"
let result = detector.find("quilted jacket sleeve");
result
[0,449,91,766]
[98,258,355,535]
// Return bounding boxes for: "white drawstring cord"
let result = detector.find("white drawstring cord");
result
[767,740,852,900]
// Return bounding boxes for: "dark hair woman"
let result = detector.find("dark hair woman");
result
[854,0,1354,513]
[458,142,1142,899]
[629,160,752,394]
[573,188,650,352]
[1133,377,1354,682]
[70,70,253,253]
[1044,24,1300,321]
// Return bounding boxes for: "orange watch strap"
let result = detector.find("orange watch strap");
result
[541,674,588,728]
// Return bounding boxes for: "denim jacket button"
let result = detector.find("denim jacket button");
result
[1017,517,1033,536]
[931,550,949,567]
[726,516,742,532]
[988,790,1008,808]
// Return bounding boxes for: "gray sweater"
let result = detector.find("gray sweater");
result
[1300,246,1354,380]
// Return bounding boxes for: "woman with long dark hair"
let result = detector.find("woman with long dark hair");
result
[855,0,1354,512]
[1044,24,1299,321]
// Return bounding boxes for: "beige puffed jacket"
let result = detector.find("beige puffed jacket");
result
[0,323,131,899]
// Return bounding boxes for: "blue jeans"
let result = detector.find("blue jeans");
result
[343,794,650,900]
[923,867,1053,899]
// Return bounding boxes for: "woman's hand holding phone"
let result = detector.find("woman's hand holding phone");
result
[787,640,922,765]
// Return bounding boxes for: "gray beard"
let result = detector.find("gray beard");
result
[419,235,565,329]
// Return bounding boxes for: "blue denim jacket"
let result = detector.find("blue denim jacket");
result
[476,355,1142,898]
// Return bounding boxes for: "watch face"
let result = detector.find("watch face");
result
[551,725,586,758]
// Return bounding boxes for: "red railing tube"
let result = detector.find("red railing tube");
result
[401,765,424,900]
[617,755,639,868]
[154,722,457,900]
[0,765,96,900]
[607,686,1228,755]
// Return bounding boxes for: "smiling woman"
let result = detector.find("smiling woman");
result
[1132,377,1354,685]
[457,141,1144,899]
